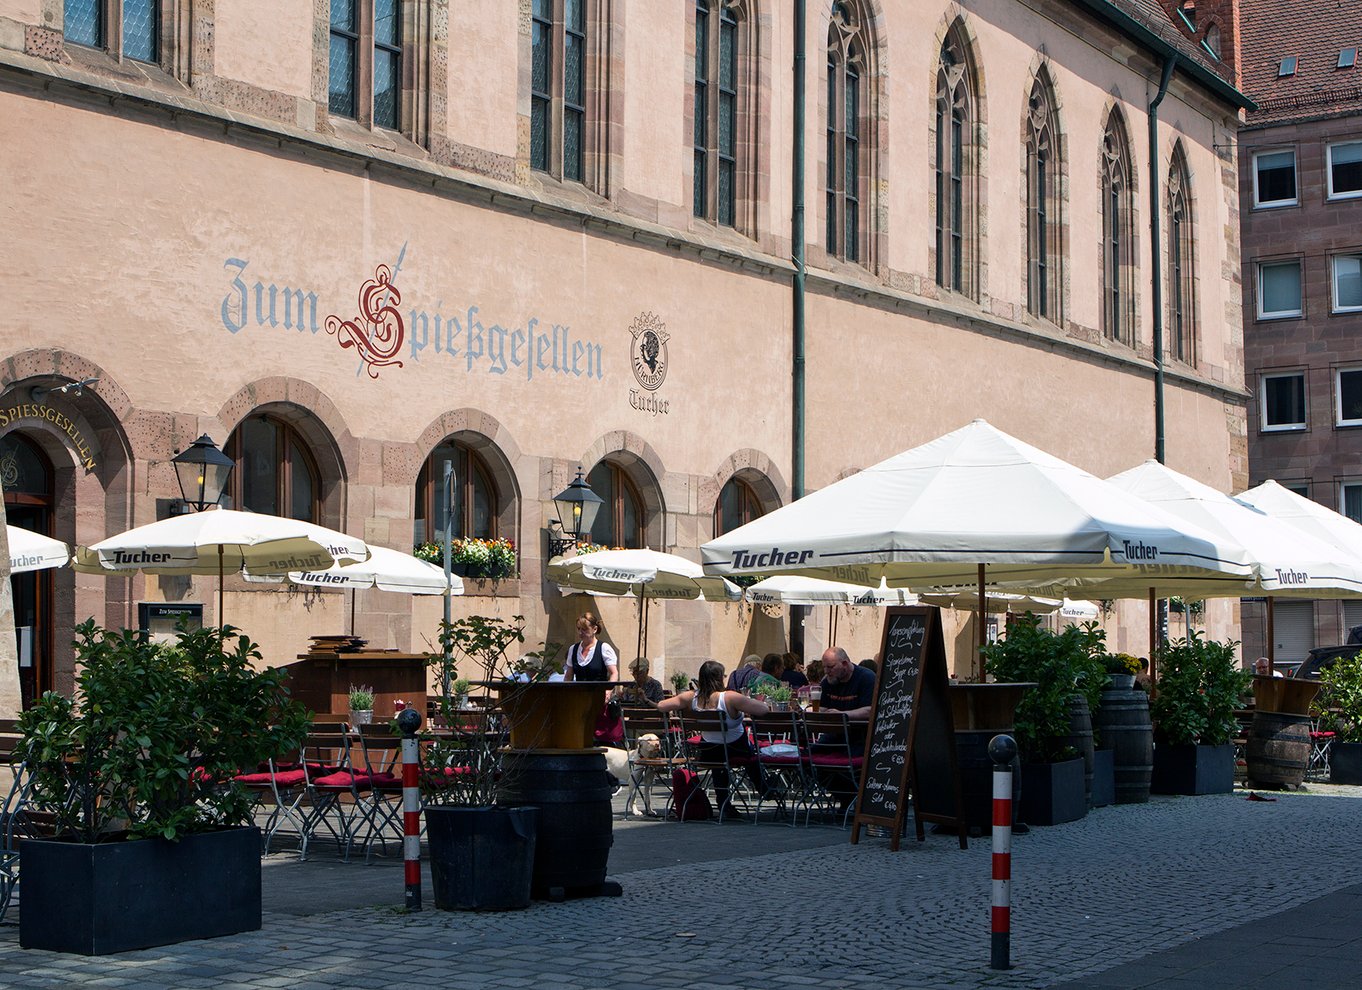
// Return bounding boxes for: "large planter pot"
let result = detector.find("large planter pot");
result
[19,826,261,955]
[1330,741,1362,785]
[426,805,538,911]
[1090,747,1115,808]
[1020,758,1086,826]
[1252,675,1321,715]
[949,684,1032,834]
[1151,742,1235,795]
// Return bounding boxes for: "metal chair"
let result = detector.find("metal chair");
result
[675,709,762,823]
[353,723,407,863]
[621,709,685,818]
[800,710,866,827]
[749,709,809,826]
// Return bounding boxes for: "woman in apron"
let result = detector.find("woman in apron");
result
[562,611,623,745]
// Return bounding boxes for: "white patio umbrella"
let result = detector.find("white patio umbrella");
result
[548,548,742,659]
[918,590,1063,614]
[744,575,917,642]
[246,545,463,635]
[701,420,1255,673]
[6,525,70,574]
[75,507,370,628]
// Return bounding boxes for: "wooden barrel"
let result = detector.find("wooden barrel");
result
[1246,711,1311,788]
[498,751,613,898]
[1095,686,1152,804]
[1065,695,1095,807]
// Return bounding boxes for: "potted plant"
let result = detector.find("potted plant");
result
[1314,652,1362,784]
[414,537,518,580]
[766,682,794,712]
[14,620,310,954]
[1150,631,1248,795]
[1103,653,1141,690]
[981,616,1088,826]
[348,684,375,726]
[670,670,691,696]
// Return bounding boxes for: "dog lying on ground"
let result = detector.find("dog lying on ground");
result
[604,733,663,817]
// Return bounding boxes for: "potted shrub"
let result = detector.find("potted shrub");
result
[348,684,375,726]
[414,537,518,580]
[981,616,1088,826]
[766,682,795,712]
[1314,652,1362,785]
[670,670,691,696]
[1150,631,1247,795]
[14,620,310,954]
[1103,652,1141,690]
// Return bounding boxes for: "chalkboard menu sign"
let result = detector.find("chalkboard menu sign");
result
[852,606,965,851]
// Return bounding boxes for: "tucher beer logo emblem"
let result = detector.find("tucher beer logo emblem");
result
[629,312,669,391]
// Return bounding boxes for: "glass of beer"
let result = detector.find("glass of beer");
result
[809,686,821,712]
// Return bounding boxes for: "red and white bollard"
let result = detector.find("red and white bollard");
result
[989,733,1017,971]
[396,707,423,912]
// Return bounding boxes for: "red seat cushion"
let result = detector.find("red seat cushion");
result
[234,768,307,787]
[809,753,864,769]
[312,770,372,789]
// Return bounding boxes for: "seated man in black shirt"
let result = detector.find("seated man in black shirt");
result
[813,646,877,813]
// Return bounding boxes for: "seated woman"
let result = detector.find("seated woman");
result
[659,659,769,819]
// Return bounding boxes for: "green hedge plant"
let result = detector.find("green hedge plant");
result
[1150,630,1248,747]
[1313,653,1362,743]
[982,615,1096,764]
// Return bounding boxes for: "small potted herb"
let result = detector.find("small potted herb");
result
[670,670,691,696]
[766,682,794,712]
[348,685,375,726]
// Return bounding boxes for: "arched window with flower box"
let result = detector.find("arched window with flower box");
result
[413,437,518,579]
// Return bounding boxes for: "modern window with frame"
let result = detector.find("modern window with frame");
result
[713,476,766,537]
[692,0,744,229]
[934,25,977,298]
[586,462,645,549]
[1327,142,1362,200]
[531,0,588,184]
[1334,254,1362,313]
[1252,149,1297,208]
[1337,368,1362,427]
[63,0,159,63]
[225,416,321,523]
[1101,110,1135,344]
[1168,145,1196,363]
[329,0,403,131]
[1342,482,1362,525]
[1260,372,1307,432]
[825,1,868,264]
[1258,260,1303,319]
[1025,70,1062,322]
[413,441,499,545]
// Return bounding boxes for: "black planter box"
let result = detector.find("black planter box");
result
[427,805,537,911]
[1330,741,1362,785]
[1090,748,1115,808]
[1020,758,1086,826]
[19,826,262,955]
[1151,742,1235,795]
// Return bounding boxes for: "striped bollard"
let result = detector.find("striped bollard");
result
[988,733,1017,971]
[396,708,423,912]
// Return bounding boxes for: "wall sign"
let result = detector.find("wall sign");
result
[0,402,98,469]
[628,311,671,417]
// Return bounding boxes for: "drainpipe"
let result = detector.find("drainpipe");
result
[792,0,806,502]
[1148,54,1176,466]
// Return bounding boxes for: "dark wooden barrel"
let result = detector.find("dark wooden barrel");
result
[1065,695,1095,807]
[1095,686,1152,804]
[498,751,613,898]
[1246,711,1311,788]
[954,730,1021,832]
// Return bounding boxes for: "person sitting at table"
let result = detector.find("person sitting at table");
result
[726,654,762,693]
[1254,656,1285,678]
[618,656,664,705]
[813,646,877,814]
[562,611,623,746]
[744,654,785,698]
[659,659,770,820]
[780,652,808,689]
[805,657,825,685]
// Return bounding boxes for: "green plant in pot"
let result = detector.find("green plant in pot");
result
[348,684,375,726]
[670,670,692,695]
[1313,652,1362,785]
[1149,630,1247,795]
[13,620,310,954]
[766,682,794,711]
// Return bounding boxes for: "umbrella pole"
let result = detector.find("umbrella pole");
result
[1148,588,1156,684]
[1266,596,1276,673]
[350,589,356,638]
[976,563,986,681]
[636,585,646,661]
[218,544,225,635]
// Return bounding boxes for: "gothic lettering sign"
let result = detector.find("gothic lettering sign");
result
[0,402,97,469]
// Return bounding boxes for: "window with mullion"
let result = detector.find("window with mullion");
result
[63,0,103,49]
[1171,206,1186,358]
[716,8,737,227]
[373,0,401,131]
[825,58,837,253]
[934,35,972,295]
[844,63,860,263]
[693,1,709,218]
[531,0,552,172]
[329,0,360,120]
[564,0,586,183]
[415,443,499,545]
[1106,181,1121,340]
[1032,152,1049,317]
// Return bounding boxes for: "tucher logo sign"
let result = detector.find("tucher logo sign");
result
[1121,540,1159,561]
[628,311,671,417]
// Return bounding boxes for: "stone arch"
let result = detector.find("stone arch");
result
[705,447,787,543]
[411,407,526,548]
[576,430,668,549]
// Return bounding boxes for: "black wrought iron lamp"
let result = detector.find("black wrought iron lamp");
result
[172,434,234,512]
[549,467,603,557]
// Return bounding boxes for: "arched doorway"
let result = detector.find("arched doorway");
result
[1,433,55,708]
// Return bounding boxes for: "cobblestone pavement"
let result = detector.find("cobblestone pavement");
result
[3,788,1361,989]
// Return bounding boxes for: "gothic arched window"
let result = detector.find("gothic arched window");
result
[1101,108,1136,344]
[1026,69,1063,322]
[934,25,978,298]
[1168,143,1197,365]
[826,2,868,264]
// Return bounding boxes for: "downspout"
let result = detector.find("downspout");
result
[792,0,807,502]
[1148,54,1176,466]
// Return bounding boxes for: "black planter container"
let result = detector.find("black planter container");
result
[1090,748,1115,808]
[1020,758,1086,826]
[1151,742,1235,795]
[19,826,261,955]
[1330,741,1362,785]
[426,805,537,911]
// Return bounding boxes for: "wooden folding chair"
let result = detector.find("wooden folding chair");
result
[675,709,761,823]
[621,709,684,818]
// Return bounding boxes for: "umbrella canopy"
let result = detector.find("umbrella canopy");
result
[744,575,917,606]
[74,507,369,576]
[1237,480,1362,564]
[549,548,740,601]
[701,420,1254,589]
[919,590,1063,614]
[260,545,462,595]
[1058,599,1101,621]
[7,525,70,574]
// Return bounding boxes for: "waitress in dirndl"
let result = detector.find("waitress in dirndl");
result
[562,611,623,745]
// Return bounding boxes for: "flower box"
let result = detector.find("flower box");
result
[1020,757,1086,826]
[1151,743,1235,795]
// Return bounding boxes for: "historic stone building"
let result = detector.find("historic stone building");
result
[0,0,1249,704]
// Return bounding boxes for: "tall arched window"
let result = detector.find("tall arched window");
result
[1101,108,1135,344]
[693,0,747,228]
[713,476,766,537]
[935,24,977,298]
[586,461,644,549]
[1026,69,1062,322]
[414,441,499,545]
[1168,143,1197,365]
[531,0,588,184]
[826,1,867,264]
[226,415,320,522]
